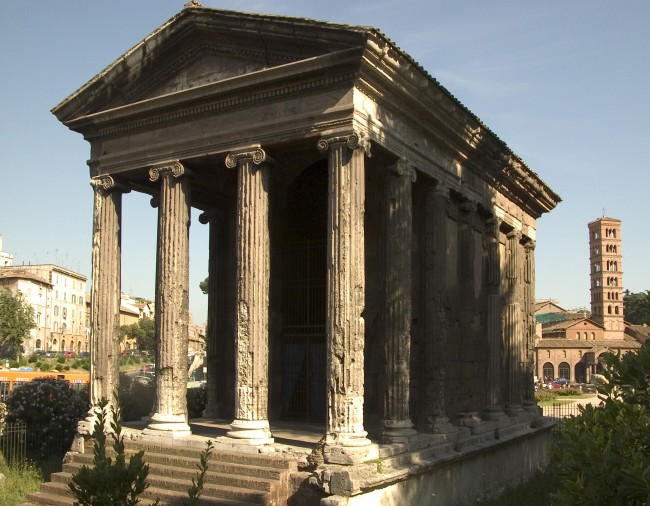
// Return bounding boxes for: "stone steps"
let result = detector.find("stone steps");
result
[21,439,297,506]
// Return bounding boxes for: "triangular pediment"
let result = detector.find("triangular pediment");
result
[53,6,370,123]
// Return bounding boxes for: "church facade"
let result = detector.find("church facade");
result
[53,4,560,503]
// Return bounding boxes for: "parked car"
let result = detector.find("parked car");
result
[77,351,90,359]
[63,351,75,358]
[551,378,570,389]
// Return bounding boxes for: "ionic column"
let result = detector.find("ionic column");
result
[318,133,375,464]
[483,216,506,420]
[522,239,538,413]
[225,147,273,445]
[84,175,127,432]
[382,159,417,442]
[421,183,456,433]
[504,228,523,415]
[146,161,192,436]
[199,210,220,418]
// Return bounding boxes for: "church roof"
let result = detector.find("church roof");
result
[535,336,641,350]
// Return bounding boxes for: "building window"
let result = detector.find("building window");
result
[72,295,76,304]
[615,306,619,315]
[558,362,570,380]
[54,306,59,316]
[591,332,595,340]
[543,363,554,381]
[576,332,580,340]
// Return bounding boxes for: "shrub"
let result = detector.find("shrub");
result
[69,398,154,506]
[8,359,19,368]
[534,390,557,403]
[28,353,39,363]
[5,377,88,457]
[555,387,582,396]
[551,341,650,504]
[39,362,51,372]
[55,364,63,372]
[81,362,90,371]
[57,356,65,364]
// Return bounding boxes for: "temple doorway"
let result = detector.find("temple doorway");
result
[281,162,328,420]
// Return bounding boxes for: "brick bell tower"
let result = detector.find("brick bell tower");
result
[588,216,625,339]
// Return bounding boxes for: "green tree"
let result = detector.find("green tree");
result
[551,341,650,504]
[120,318,155,354]
[624,290,650,325]
[0,287,35,359]
[199,276,208,295]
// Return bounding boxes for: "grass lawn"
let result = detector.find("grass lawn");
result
[0,455,43,506]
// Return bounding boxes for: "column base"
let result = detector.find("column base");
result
[505,403,524,417]
[482,405,508,423]
[144,413,192,437]
[382,419,418,443]
[323,441,379,465]
[225,419,274,445]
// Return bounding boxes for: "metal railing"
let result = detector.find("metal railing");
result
[0,422,69,465]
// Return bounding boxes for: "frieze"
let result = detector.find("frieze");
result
[93,72,356,140]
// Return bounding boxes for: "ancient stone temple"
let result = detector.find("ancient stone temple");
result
[52,4,560,504]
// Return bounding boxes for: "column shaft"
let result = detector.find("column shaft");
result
[422,184,451,432]
[382,160,416,441]
[147,162,191,435]
[484,217,505,418]
[319,134,371,450]
[201,211,220,418]
[225,147,272,444]
[88,176,123,417]
[505,229,523,414]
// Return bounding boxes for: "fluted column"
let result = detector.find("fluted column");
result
[504,228,523,415]
[317,133,375,464]
[483,216,506,420]
[225,147,273,445]
[85,175,127,432]
[421,183,456,433]
[146,161,192,435]
[199,210,220,418]
[382,159,417,442]
[522,239,538,412]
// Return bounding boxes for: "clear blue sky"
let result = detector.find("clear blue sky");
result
[1,0,648,324]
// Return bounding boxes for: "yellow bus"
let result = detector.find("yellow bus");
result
[0,370,90,401]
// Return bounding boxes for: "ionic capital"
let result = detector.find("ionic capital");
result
[317,132,371,157]
[507,228,522,241]
[149,161,190,182]
[225,147,269,169]
[198,209,223,225]
[90,175,130,195]
[388,158,417,182]
[524,238,536,251]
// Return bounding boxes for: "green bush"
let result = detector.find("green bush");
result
[39,362,51,372]
[5,377,88,458]
[63,365,71,371]
[555,387,582,396]
[8,359,19,368]
[28,353,39,364]
[535,390,557,403]
[81,362,90,371]
[57,356,66,364]
[551,341,650,504]
[55,364,63,372]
